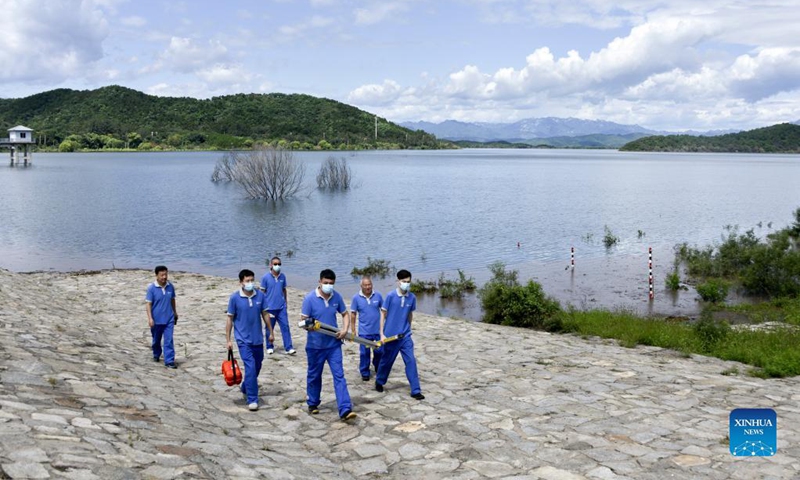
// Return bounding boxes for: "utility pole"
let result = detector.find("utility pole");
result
[374,115,378,140]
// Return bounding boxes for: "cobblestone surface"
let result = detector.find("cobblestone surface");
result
[1,269,798,478]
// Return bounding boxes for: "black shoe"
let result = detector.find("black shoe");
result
[165,363,177,369]
[308,405,319,414]
[411,393,425,400]
[375,382,384,392]
[340,410,357,421]
[152,357,160,362]
[361,375,370,381]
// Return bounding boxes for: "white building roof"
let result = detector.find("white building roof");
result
[8,125,33,132]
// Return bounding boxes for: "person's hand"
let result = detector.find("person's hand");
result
[227,340,232,350]
[335,328,347,339]
[148,318,154,328]
[174,314,179,325]
[380,333,386,343]
[268,332,275,343]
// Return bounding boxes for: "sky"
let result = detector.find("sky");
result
[1,0,799,131]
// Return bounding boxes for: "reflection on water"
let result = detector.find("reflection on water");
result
[2,149,799,320]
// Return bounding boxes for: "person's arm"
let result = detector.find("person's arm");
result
[336,310,350,338]
[146,302,154,328]
[379,308,387,342]
[226,315,234,350]
[350,310,358,334]
[408,312,413,329]
[171,296,178,325]
[283,286,288,306]
[262,309,275,343]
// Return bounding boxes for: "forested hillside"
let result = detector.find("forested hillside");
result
[620,123,800,153]
[0,86,442,151]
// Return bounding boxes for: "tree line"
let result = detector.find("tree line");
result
[620,123,800,153]
[0,85,446,151]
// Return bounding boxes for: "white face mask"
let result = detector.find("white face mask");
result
[272,265,281,273]
[320,283,334,295]
[399,282,411,292]
[243,282,255,292]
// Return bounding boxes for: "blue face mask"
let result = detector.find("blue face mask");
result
[243,282,255,292]
[320,284,334,295]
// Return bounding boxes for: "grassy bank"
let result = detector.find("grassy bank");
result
[557,308,800,378]
[480,260,800,379]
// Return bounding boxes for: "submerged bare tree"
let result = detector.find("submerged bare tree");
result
[316,156,353,190]
[211,147,306,201]
[211,152,237,182]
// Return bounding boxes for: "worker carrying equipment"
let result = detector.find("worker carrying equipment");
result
[297,318,403,349]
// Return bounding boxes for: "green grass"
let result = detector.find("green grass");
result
[556,308,800,378]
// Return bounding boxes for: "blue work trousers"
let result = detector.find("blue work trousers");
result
[306,346,352,416]
[266,308,293,351]
[359,334,382,378]
[151,322,175,365]
[237,342,265,405]
[376,335,421,395]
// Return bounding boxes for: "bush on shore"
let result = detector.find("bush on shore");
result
[675,208,800,298]
[351,257,393,278]
[410,270,477,299]
[479,262,562,331]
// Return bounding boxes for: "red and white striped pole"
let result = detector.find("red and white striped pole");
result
[648,247,654,300]
[571,246,575,270]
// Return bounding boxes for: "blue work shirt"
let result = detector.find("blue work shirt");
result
[227,289,267,345]
[260,271,287,310]
[381,289,416,338]
[145,281,176,325]
[350,290,383,336]
[302,288,346,349]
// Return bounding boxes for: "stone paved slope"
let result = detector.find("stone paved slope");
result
[1,269,798,479]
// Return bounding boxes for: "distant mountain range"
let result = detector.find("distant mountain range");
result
[400,117,741,144]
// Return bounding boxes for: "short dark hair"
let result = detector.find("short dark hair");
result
[155,265,168,275]
[397,269,411,280]
[239,269,255,281]
[271,256,281,264]
[320,269,336,281]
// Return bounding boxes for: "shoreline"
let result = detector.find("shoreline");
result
[5,250,706,322]
[1,267,798,478]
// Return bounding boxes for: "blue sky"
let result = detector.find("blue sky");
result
[2,0,799,131]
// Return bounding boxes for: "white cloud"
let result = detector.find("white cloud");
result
[354,2,409,25]
[728,48,800,101]
[433,17,716,102]
[0,0,109,83]
[624,67,725,101]
[347,80,405,105]
[347,9,800,130]
[160,37,230,73]
[196,64,254,88]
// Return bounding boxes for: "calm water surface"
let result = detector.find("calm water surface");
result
[1,149,798,319]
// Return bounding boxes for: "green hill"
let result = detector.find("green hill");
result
[620,123,800,153]
[0,85,443,151]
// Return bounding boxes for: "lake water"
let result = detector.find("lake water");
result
[2,149,799,320]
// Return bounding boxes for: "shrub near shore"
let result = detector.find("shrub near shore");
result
[478,262,800,378]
